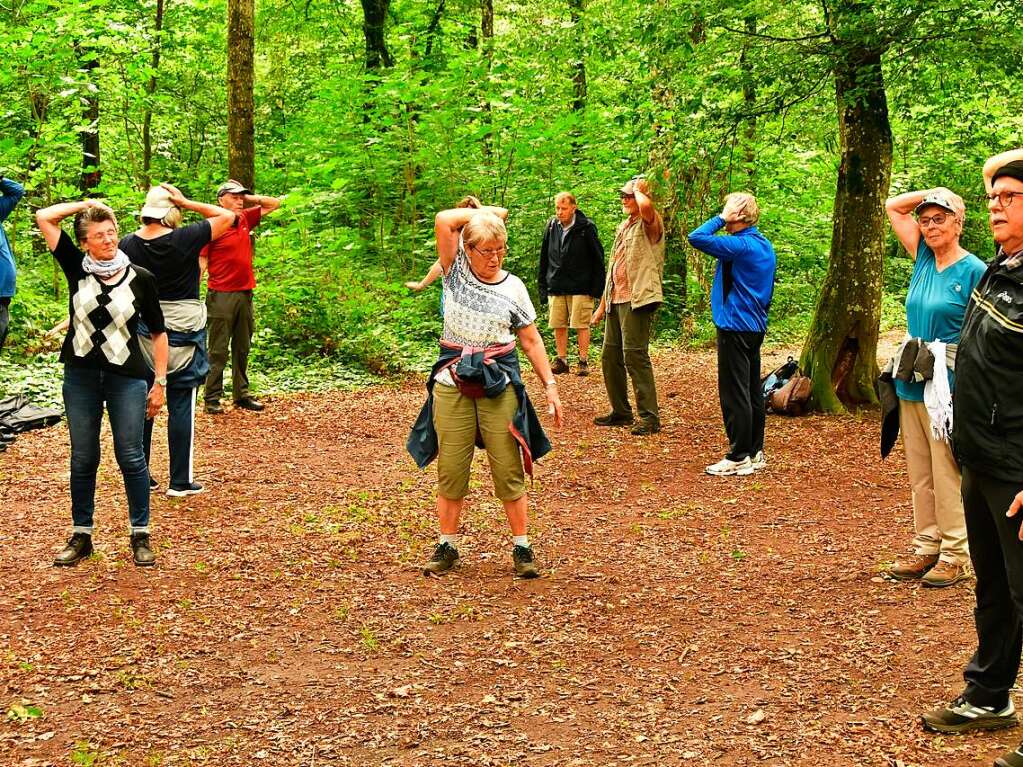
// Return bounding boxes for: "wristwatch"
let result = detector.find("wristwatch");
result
[544,379,557,389]
[155,376,168,386]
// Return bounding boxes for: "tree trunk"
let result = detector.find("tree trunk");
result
[740,15,757,190]
[479,0,494,161]
[800,44,892,412]
[142,0,166,188]
[76,45,101,192]
[361,0,393,70]
[568,0,586,162]
[227,0,255,189]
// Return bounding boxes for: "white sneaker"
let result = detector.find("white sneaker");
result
[705,457,754,476]
[751,451,767,470]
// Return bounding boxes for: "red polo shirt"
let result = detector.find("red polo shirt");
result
[203,206,262,291]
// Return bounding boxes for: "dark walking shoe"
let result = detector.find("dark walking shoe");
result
[921,695,1017,733]
[576,359,589,377]
[130,533,156,567]
[149,476,159,491]
[593,412,634,427]
[512,545,540,578]
[423,542,459,576]
[631,419,661,436]
[53,533,93,567]
[235,397,265,412]
[166,482,204,498]
[205,402,224,415]
[550,358,570,375]
[996,742,1023,767]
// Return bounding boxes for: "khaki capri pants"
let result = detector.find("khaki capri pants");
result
[433,384,525,501]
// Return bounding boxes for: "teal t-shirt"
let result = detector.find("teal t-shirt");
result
[895,240,986,402]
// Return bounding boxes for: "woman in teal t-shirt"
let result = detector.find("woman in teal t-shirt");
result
[883,187,986,588]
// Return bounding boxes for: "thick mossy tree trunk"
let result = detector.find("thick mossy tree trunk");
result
[800,45,892,412]
[227,0,255,189]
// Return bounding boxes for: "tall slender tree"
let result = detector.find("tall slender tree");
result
[227,0,255,188]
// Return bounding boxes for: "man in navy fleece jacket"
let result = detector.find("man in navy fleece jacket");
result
[0,174,27,353]
[688,192,776,477]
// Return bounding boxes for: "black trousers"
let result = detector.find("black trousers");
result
[716,327,765,461]
[0,296,10,353]
[962,465,1023,709]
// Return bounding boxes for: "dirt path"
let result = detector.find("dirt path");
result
[0,346,1005,766]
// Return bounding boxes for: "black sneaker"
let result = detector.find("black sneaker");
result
[53,533,93,567]
[166,482,204,497]
[576,359,589,377]
[631,419,661,436]
[512,545,540,578]
[921,695,1017,733]
[551,358,570,375]
[423,542,459,576]
[593,412,634,427]
[130,533,156,567]
[149,476,159,491]
[996,742,1023,767]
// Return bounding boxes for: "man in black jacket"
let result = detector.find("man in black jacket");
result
[922,150,1023,767]
[538,192,605,376]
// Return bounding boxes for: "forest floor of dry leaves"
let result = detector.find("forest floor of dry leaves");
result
[0,342,1015,767]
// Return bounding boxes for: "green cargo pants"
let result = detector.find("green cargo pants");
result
[204,289,254,405]
[601,302,659,425]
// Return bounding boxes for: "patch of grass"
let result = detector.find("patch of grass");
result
[360,625,379,652]
[71,741,102,766]
[6,703,42,722]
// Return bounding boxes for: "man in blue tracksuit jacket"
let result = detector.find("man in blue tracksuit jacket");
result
[688,192,776,476]
[0,174,26,353]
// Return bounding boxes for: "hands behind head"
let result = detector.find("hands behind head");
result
[159,183,186,207]
[721,197,747,223]
[84,199,115,215]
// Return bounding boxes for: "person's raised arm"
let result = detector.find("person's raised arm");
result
[160,183,236,241]
[633,180,663,243]
[0,177,26,222]
[434,204,506,273]
[984,149,1023,193]
[35,200,107,252]
[405,260,443,291]
[517,323,563,427]
[245,193,281,216]
[687,214,747,261]
[884,188,950,259]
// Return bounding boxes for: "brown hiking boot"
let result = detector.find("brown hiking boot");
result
[551,358,570,375]
[888,551,939,581]
[922,560,969,588]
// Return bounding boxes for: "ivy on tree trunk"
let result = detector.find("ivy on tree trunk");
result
[227,0,255,189]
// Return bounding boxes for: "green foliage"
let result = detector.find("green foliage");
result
[1,0,1022,380]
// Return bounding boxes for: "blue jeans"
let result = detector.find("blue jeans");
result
[62,364,151,534]
[144,386,197,489]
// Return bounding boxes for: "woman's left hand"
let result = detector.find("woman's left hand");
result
[545,386,563,428]
[147,383,166,419]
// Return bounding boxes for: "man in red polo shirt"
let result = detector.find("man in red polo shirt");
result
[201,179,281,414]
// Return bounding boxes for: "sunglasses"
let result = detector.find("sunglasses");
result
[918,213,950,228]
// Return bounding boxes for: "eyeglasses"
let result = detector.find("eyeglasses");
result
[918,213,950,228]
[470,244,506,259]
[87,230,119,242]
[620,193,636,200]
[987,191,1022,209]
